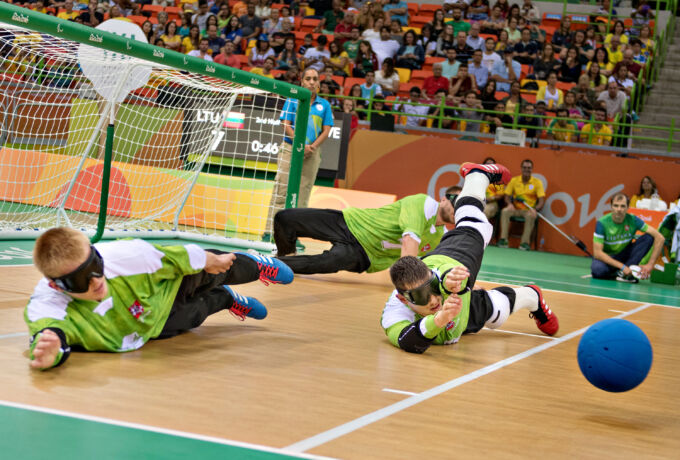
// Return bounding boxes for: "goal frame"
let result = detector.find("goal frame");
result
[0,2,311,248]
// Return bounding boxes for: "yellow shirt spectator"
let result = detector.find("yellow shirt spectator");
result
[580,122,613,146]
[250,67,274,78]
[504,176,545,210]
[57,11,80,21]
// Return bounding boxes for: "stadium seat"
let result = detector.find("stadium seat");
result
[344,77,364,92]
[402,26,422,34]
[127,15,147,27]
[411,69,432,81]
[395,67,411,83]
[418,4,439,16]
[142,4,164,14]
[329,75,344,87]
[410,15,431,28]
[398,82,413,97]
[521,92,537,104]
[569,15,589,30]
[423,56,445,72]
[165,6,183,20]
[407,2,419,17]
[556,81,575,92]
[520,64,530,80]
[542,12,562,28]
[300,18,320,32]
[271,3,286,10]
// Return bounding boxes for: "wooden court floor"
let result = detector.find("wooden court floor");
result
[0,261,679,459]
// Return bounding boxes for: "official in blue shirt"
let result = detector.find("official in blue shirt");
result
[266,68,334,234]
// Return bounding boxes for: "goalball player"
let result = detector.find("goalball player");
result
[25,228,293,370]
[272,187,460,274]
[382,163,559,353]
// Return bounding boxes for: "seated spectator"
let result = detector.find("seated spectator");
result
[580,106,612,146]
[142,21,157,46]
[343,27,362,60]
[528,18,546,44]
[574,74,597,116]
[563,91,585,121]
[349,84,367,119]
[604,20,629,47]
[532,42,561,81]
[240,2,263,44]
[445,6,471,36]
[466,23,485,51]
[597,81,627,120]
[279,6,295,29]
[353,40,379,77]
[335,12,356,48]
[551,17,572,55]
[342,98,359,139]
[276,37,300,70]
[513,27,538,65]
[482,37,503,73]
[520,0,540,22]
[451,64,477,96]
[396,30,425,70]
[497,158,545,250]
[469,49,489,89]
[187,38,214,61]
[605,36,624,66]
[586,61,607,92]
[481,5,506,36]
[79,0,103,28]
[518,103,542,141]
[322,67,342,94]
[384,0,410,26]
[160,22,182,53]
[57,0,79,21]
[270,20,295,54]
[303,35,330,72]
[468,0,490,21]
[495,29,512,54]
[216,4,231,30]
[360,70,384,99]
[441,48,461,79]
[547,106,579,142]
[591,193,664,282]
[319,80,339,107]
[298,34,314,56]
[558,47,582,83]
[362,17,383,42]
[317,0,345,34]
[630,2,655,37]
[427,88,458,129]
[567,29,594,66]
[205,24,226,56]
[155,38,167,48]
[420,24,439,57]
[613,49,643,81]
[456,90,485,132]
[251,56,276,78]
[396,86,429,127]
[630,38,648,65]
[630,176,664,209]
[223,16,243,51]
[537,71,564,110]
[608,64,634,97]
[423,63,451,97]
[484,101,514,133]
[436,24,456,57]
[327,41,350,76]
[370,26,401,69]
[588,47,614,76]
[480,79,499,110]
[250,38,276,68]
[491,51,521,92]
[429,9,447,41]
[639,24,656,57]
[179,14,192,38]
[182,25,201,54]
[504,17,522,45]
[502,80,526,114]
[375,58,400,96]
[214,41,240,68]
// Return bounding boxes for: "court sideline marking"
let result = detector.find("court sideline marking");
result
[285,303,653,453]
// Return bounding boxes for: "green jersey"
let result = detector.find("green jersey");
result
[343,40,360,60]
[24,239,205,352]
[593,213,648,255]
[342,194,446,273]
[381,254,471,348]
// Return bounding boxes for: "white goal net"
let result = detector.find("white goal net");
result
[0,16,299,248]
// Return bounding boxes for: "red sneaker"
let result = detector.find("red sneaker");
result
[460,162,512,185]
[526,285,559,336]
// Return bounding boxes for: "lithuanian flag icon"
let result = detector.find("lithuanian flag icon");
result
[223,112,245,129]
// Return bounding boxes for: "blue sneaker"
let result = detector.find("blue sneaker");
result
[223,285,267,320]
[238,251,294,286]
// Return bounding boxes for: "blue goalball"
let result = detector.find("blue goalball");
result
[577,319,653,392]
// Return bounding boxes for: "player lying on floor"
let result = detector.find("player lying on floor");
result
[25,228,293,370]
[382,162,559,354]
[272,186,461,274]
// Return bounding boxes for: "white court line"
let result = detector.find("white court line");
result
[0,332,28,340]
[285,303,652,453]
[484,328,557,340]
[0,400,332,460]
[609,310,628,314]
[382,388,417,396]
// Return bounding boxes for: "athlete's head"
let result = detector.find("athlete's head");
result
[438,187,459,225]
[610,192,629,223]
[34,228,108,301]
[390,256,443,317]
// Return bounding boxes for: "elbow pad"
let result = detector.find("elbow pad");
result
[397,319,435,354]
[30,327,71,369]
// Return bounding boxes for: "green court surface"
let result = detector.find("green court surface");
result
[0,240,677,459]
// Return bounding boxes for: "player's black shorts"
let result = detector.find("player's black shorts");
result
[425,226,485,288]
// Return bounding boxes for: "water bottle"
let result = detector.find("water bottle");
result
[650,193,660,210]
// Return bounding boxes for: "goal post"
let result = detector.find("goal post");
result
[0,2,310,249]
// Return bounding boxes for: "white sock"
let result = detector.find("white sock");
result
[484,289,511,329]
[512,287,539,312]
[459,172,490,203]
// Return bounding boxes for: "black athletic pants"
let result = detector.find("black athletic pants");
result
[274,208,371,274]
[158,251,260,338]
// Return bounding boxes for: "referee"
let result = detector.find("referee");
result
[265,67,334,236]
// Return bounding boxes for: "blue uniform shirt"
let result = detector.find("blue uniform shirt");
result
[280,95,334,145]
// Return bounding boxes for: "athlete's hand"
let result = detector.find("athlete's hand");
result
[434,295,462,328]
[204,252,235,274]
[639,263,653,279]
[621,265,632,276]
[444,265,469,293]
[30,329,61,370]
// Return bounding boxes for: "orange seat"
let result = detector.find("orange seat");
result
[410,15,431,28]
[418,4,439,16]
[271,3,286,10]
[300,18,320,32]
[542,12,562,28]
[556,81,575,92]
[142,4,164,14]
[423,56,445,72]
[407,2,419,17]
[569,14,589,30]
[127,15,147,27]
[165,6,183,20]
[521,92,537,104]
